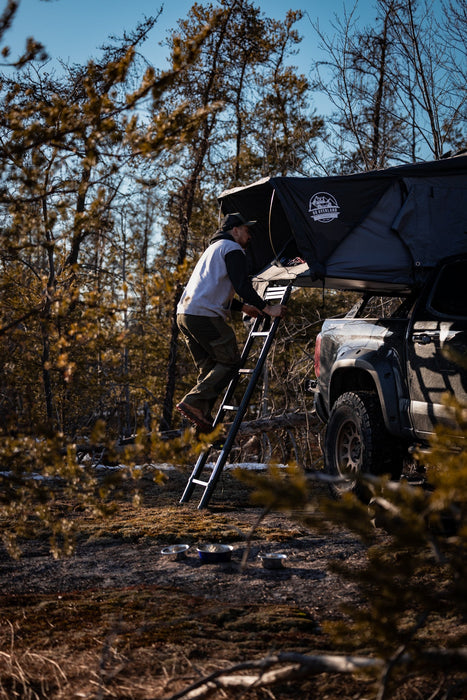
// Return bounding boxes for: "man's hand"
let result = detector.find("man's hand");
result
[242,303,263,318]
[264,304,287,318]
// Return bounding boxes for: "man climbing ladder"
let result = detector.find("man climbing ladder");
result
[180,283,291,509]
[176,212,287,434]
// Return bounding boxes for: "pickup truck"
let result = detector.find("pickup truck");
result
[311,254,467,496]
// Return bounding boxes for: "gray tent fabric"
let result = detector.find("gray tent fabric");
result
[218,154,467,291]
[325,182,413,285]
[392,179,467,268]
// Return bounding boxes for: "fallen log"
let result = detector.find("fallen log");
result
[235,411,316,436]
[69,411,318,457]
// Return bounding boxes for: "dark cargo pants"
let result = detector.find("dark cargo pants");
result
[177,314,241,418]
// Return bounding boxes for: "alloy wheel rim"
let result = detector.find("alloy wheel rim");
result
[335,419,361,476]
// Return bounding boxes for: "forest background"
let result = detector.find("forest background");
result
[0,2,466,697]
[0,0,465,481]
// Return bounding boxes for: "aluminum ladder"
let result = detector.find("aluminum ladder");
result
[179,284,292,509]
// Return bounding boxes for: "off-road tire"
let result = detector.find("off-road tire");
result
[324,390,403,500]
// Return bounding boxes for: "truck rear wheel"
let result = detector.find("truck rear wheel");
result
[324,390,402,499]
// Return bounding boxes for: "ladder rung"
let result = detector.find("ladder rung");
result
[222,405,238,411]
[264,287,288,299]
[192,478,209,486]
[238,368,254,374]
[252,331,269,337]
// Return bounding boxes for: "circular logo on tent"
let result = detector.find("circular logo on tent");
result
[308,192,340,223]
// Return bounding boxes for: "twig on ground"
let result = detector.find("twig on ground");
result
[163,648,467,700]
[163,651,384,700]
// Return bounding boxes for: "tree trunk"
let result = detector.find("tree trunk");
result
[159,286,183,431]
[159,192,193,431]
[40,320,54,423]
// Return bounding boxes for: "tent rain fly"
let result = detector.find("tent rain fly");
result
[217,154,467,293]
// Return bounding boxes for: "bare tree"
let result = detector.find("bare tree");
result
[388,0,466,158]
[309,0,466,170]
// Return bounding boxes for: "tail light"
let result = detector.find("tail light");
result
[314,333,322,377]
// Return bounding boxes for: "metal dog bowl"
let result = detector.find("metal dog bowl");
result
[161,544,190,560]
[197,543,233,564]
[258,553,287,569]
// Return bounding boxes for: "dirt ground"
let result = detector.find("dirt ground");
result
[1,468,366,606]
[0,466,461,699]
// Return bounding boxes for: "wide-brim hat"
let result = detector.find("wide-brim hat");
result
[220,212,256,231]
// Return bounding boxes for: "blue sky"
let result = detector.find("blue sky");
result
[4,0,378,79]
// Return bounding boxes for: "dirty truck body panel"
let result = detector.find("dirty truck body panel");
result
[317,316,409,437]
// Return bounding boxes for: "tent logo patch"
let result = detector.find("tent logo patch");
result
[308,192,340,223]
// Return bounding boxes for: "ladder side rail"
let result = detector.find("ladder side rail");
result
[179,448,211,503]
[215,312,283,439]
[215,286,288,426]
[180,314,265,504]
[211,312,265,428]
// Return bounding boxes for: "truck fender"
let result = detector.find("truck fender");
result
[329,348,404,436]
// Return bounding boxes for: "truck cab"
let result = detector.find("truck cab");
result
[406,256,467,437]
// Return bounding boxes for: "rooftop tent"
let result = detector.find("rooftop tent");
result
[217,154,467,292]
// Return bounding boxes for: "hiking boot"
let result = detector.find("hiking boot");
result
[176,402,213,433]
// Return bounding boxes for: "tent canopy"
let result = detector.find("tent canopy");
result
[218,155,467,292]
